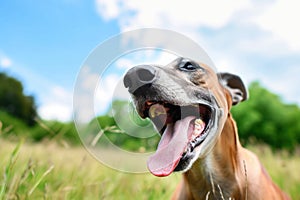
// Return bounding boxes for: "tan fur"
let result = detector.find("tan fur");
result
[171,65,290,200]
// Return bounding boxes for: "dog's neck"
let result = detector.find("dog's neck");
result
[182,114,246,200]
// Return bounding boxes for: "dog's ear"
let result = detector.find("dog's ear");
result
[218,73,248,105]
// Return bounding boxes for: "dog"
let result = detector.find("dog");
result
[123,57,290,200]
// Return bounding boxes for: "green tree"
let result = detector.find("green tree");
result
[0,73,37,126]
[231,82,300,152]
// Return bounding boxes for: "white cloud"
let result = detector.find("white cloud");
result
[96,0,300,51]
[215,58,239,74]
[71,64,126,123]
[95,0,300,107]
[216,56,300,105]
[39,103,72,122]
[95,74,122,115]
[96,0,250,35]
[116,49,177,70]
[73,65,100,123]
[0,56,12,68]
[154,51,177,66]
[259,66,300,105]
[252,0,300,51]
[116,57,136,70]
[38,86,73,122]
[95,0,122,20]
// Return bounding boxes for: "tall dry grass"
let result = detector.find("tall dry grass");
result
[0,139,299,199]
[0,140,179,199]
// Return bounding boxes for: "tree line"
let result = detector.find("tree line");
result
[231,82,300,152]
[0,72,299,152]
[0,73,37,126]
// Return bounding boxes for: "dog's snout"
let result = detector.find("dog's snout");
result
[123,65,156,93]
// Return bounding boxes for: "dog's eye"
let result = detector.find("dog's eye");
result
[179,61,199,72]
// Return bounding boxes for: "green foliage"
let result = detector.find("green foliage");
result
[0,110,31,138]
[231,82,300,152]
[0,73,37,126]
[0,110,79,145]
[31,120,79,144]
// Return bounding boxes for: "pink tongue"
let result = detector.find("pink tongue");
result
[147,116,195,177]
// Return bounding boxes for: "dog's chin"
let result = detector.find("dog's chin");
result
[174,146,199,172]
[139,101,218,175]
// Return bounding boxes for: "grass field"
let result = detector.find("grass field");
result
[1,139,299,200]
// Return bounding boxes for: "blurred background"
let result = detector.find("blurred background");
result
[1,0,300,199]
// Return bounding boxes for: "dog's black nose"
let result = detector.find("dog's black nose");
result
[123,65,156,94]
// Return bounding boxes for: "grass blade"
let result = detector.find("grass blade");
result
[27,164,54,197]
[0,139,23,200]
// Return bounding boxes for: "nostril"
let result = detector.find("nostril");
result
[136,67,156,83]
[123,65,156,93]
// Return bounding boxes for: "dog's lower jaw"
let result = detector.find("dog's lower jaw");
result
[174,104,226,173]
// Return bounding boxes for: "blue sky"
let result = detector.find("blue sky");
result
[0,0,120,120]
[1,0,116,86]
[1,0,300,121]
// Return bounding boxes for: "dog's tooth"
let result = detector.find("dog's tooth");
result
[149,104,166,118]
[195,118,204,126]
[149,106,157,118]
[157,110,166,117]
[193,118,205,137]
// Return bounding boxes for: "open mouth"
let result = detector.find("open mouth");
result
[141,101,213,177]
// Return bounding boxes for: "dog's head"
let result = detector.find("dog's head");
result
[123,57,247,177]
